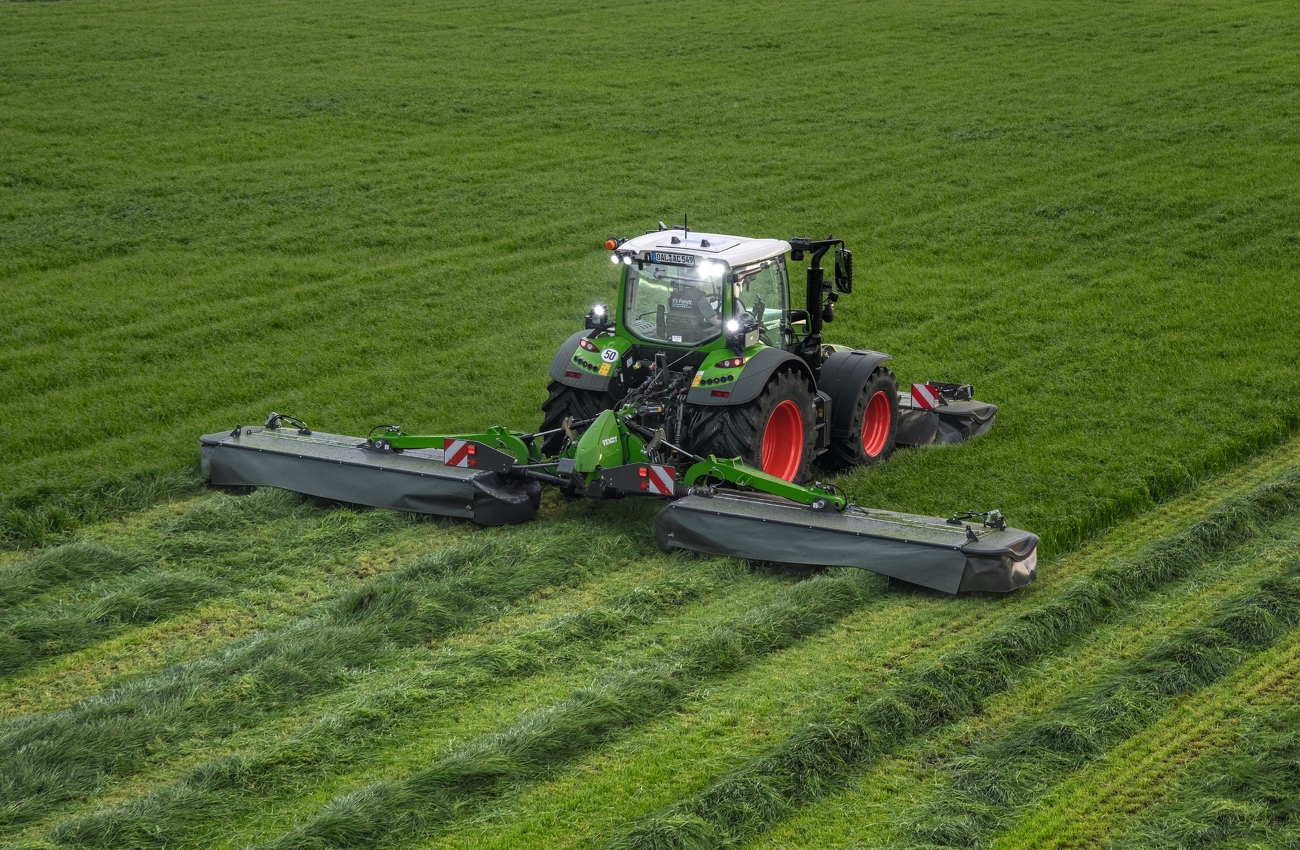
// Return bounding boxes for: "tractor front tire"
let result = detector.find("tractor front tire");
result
[686,369,816,484]
[539,381,621,456]
[827,367,899,468]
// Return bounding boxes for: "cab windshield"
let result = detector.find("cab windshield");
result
[622,258,728,345]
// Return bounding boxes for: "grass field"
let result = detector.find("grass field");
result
[3,0,1300,847]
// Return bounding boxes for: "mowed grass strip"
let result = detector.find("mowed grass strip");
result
[1,469,202,551]
[45,557,744,850]
[746,514,1300,850]
[0,488,409,679]
[600,468,1300,850]
[0,522,634,831]
[0,544,145,612]
[996,623,1300,850]
[1107,700,1300,850]
[252,569,876,850]
[0,570,223,677]
[891,554,1300,849]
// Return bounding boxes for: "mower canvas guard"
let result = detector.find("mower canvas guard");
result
[200,407,1037,593]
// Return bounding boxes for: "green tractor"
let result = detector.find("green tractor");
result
[541,226,897,482]
[200,224,1032,594]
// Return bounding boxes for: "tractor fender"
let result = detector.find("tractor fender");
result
[686,347,815,407]
[549,330,626,392]
[820,348,893,440]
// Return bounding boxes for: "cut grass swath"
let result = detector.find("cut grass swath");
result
[0,489,407,679]
[0,544,144,612]
[0,570,224,677]
[1,469,202,550]
[1109,701,1300,850]
[0,523,634,831]
[254,569,876,850]
[46,559,743,850]
[893,555,1300,849]
[601,468,1300,850]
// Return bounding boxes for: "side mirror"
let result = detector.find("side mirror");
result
[834,249,853,294]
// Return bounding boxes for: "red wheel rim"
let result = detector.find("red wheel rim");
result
[861,391,891,457]
[761,400,804,482]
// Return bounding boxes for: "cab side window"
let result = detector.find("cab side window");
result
[737,259,788,329]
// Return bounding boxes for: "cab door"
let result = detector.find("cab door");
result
[734,257,792,350]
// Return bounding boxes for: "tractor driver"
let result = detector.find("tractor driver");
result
[664,280,720,343]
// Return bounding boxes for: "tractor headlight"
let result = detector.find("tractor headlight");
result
[610,253,622,264]
[622,255,634,265]
[725,318,741,334]
[585,304,612,332]
[700,260,725,280]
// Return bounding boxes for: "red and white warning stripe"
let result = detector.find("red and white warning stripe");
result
[444,438,477,468]
[911,382,939,411]
[645,465,675,495]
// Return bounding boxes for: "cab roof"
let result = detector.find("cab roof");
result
[618,230,791,269]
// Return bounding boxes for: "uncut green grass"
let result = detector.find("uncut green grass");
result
[3,0,1300,556]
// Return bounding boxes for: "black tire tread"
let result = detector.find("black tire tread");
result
[539,381,620,455]
[685,369,816,484]
[826,366,899,468]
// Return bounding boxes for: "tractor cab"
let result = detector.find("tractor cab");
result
[611,229,796,354]
[545,223,896,487]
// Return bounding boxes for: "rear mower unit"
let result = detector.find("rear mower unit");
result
[201,225,1037,594]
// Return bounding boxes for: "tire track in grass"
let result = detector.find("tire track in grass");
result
[996,621,1300,850]
[889,554,1300,850]
[0,522,636,832]
[598,469,1300,850]
[1105,699,1300,850]
[248,569,878,850]
[44,557,745,850]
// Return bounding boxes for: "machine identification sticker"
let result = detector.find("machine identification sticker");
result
[649,251,695,266]
[692,373,703,387]
[599,363,611,376]
[601,348,619,363]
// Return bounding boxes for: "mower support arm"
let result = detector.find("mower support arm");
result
[681,456,846,510]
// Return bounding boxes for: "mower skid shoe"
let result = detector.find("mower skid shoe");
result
[654,492,1037,594]
[199,427,539,526]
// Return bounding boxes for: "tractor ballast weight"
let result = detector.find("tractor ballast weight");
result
[199,224,1035,594]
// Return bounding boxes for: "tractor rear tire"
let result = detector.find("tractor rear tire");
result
[685,369,816,484]
[539,380,621,456]
[827,367,899,468]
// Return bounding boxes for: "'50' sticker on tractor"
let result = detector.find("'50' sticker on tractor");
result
[601,348,619,363]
